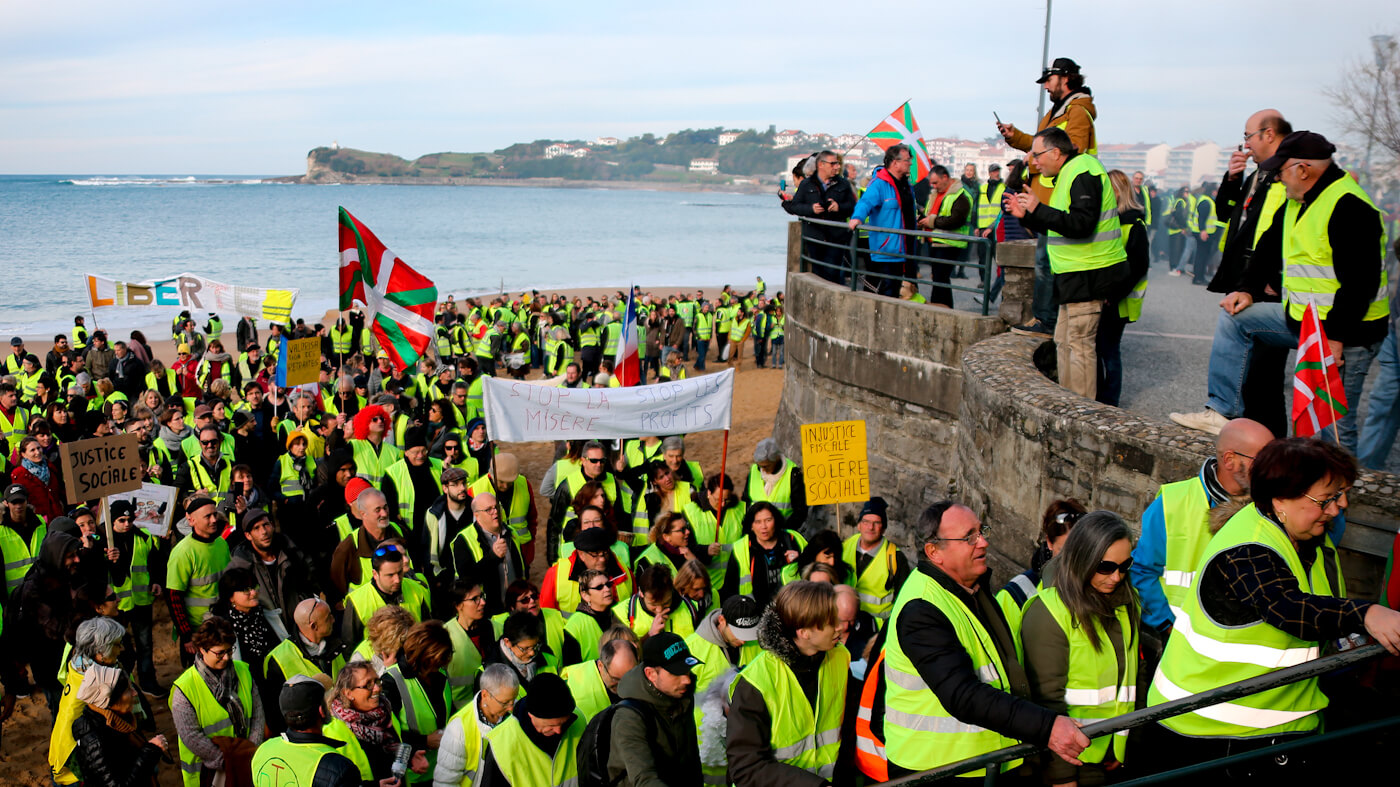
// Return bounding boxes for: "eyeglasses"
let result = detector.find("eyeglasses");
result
[584,457,604,464]
[206,647,232,658]
[1242,128,1265,141]
[1279,161,1308,177]
[585,582,610,592]
[1095,557,1134,576]
[1053,511,1083,526]
[1230,451,1254,461]
[463,593,485,604]
[373,544,402,557]
[371,416,385,423]
[1303,488,1349,510]
[930,524,991,546]
[483,690,515,708]
[200,439,220,446]
[514,593,538,604]
[510,641,540,657]
[352,680,377,693]
[581,549,608,559]
[444,444,461,451]
[1028,148,1054,161]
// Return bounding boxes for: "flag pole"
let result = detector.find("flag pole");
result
[1324,344,1343,446]
[715,429,731,539]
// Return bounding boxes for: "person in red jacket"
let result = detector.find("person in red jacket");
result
[10,436,64,519]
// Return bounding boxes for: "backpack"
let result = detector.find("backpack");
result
[577,698,655,787]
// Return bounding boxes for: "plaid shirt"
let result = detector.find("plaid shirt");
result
[1207,525,1370,642]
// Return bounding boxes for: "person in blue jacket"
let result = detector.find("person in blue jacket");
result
[848,144,918,297]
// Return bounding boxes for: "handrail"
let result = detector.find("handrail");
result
[885,643,1388,785]
[793,217,996,315]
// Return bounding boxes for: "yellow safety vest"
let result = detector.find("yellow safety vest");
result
[347,576,431,628]
[251,733,341,785]
[1280,175,1390,322]
[264,638,346,683]
[561,661,612,721]
[729,645,850,781]
[1046,155,1122,274]
[173,661,254,787]
[745,458,796,521]
[841,534,900,621]
[166,535,230,629]
[484,713,585,787]
[114,531,157,610]
[445,617,484,711]
[384,458,445,528]
[470,475,531,546]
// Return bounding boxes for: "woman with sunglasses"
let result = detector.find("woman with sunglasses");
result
[997,499,1088,634]
[171,616,265,787]
[1020,511,1139,785]
[1147,438,1400,774]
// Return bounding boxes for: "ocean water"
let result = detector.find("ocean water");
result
[0,175,789,338]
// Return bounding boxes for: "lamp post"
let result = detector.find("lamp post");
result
[1364,34,1395,177]
[1036,1,1053,119]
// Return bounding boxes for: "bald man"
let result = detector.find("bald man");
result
[1201,109,1296,435]
[1131,418,1277,637]
[263,598,347,731]
[450,491,527,616]
[468,452,539,565]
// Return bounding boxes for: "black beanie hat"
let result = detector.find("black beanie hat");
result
[524,673,575,719]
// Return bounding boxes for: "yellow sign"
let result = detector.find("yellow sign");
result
[800,420,870,506]
[284,337,321,386]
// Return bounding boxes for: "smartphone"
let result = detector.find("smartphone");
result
[993,111,1003,125]
[779,176,787,192]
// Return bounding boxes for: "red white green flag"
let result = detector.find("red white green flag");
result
[338,207,438,371]
[1292,302,1347,437]
[868,102,934,182]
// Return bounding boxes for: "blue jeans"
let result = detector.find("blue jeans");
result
[1359,327,1400,469]
[1032,236,1056,329]
[1207,302,1379,452]
[695,339,709,370]
[772,337,785,368]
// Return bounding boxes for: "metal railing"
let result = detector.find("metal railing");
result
[886,643,1391,785]
[796,217,997,315]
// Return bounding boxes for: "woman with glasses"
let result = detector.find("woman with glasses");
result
[326,660,428,784]
[1020,511,1139,785]
[443,579,491,711]
[171,616,265,787]
[1148,438,1400,774]
[996,499,1088,633]
[634,511,709,575]
[483,611,558,685]
[382,621,454,784]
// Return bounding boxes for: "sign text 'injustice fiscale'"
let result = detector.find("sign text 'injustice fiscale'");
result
[482,368,735,441]
[800,420,870,506]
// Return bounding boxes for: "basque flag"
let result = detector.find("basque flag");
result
[614,287,641,386]
[1292,302,1347,437]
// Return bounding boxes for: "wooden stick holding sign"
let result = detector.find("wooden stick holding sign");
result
[102,496,113,545]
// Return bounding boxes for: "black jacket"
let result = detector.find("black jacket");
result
[70,706,163,787]
[726,603,856,787]
[1209,167,1281,296]
[608,664,702,786]
[783,176,857,246]
[1018,154,1130,305]
[880,559,1055,749]
[228,533,321,626]
[1243,163,1388,347]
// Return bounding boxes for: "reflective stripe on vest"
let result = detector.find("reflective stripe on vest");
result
[114,532,156,610]
[386,458,445,527]
[485,713,584,787]
[1046,156,1121,275]
[730,646,849,779]
[1116,217,1149,322]
[167,536,230,627]
[1149,503,1339,738]
[927,187,973,248]
[1157,477,1216,623]
[174,661,253,787]
[842,534,898,619]
[978,182,1006,229]
[445,617,484,710]
[1281,175,1390,322]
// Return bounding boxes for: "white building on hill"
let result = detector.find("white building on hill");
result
[689,158,719,174]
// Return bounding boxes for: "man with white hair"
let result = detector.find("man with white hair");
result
[329,486,403,599]
[743,437,807,531]
[435,664,522,787]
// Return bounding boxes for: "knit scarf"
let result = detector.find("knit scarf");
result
[159,424,191,455]
[331,696,400,755]
[195,658,247,738]
[22,457,51,484]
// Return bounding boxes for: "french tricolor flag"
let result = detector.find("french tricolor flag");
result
[614,287,641,386]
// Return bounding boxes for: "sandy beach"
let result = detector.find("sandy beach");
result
[0,284,785,785]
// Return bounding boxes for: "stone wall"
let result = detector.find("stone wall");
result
[775,228,1400,598]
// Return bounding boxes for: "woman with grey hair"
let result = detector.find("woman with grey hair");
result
[70,666,169,787]
[50,616,131,783]
[1020,511,1140,785]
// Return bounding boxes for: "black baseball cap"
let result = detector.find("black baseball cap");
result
[721,595,762,642]
[642,632,703,675]
[1036,57,1081,83]
[1256,131,1337,171]
[279,675,326,718]
[4,484,27,502]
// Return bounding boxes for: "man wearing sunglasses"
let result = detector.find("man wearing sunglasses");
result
[882,501,1090,778]
[178,425,236,507]
[342,541,430,646]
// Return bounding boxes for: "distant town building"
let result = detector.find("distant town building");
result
[1098,143,1171,181]
[689,158,719,174]
[590,137,620,147]
[1164,142,1222,188]
[773,129,804,148]
[567,147,590,158]
[718,131,744,146]
[544,143,574,159]
[785,153,811,175]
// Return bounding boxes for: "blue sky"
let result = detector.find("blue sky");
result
[1,1,1395,174]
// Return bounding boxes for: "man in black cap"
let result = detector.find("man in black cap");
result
[108,499,166,694]
[608,631,703,786]
[997,56,1100,337]
[5,336,26,375]
[479,672,585,787]
[250,676,361,787]
[1171,130,1390,454]
[227,507,320,626]
[382,425,444,563]
[841,496,910,622]
[167,497,231,666]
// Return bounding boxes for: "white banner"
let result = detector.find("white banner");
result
[85,273,298,323]
[483,368,735,442]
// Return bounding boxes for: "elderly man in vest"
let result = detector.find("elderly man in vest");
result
[1006,127,1129,400]
[743,438,807,533]
[998,57,1100,337]
[880,501,1089,779]
[263,598,347,732]
[916,165,974,308]
[1170,131,1390,455]
[1130,419,1275,671]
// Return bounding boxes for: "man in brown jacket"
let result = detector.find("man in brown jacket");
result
[997,57,1099,337]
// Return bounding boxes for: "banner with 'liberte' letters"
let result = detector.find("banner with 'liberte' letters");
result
[482,369,734,442]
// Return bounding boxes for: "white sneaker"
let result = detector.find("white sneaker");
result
[1170,408,1229,434]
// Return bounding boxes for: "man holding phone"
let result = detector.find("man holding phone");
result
[784,150,857,285]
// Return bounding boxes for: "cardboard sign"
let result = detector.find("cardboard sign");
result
[800,420,870,506]
[59,433,144,504]
[283,336,321,386]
